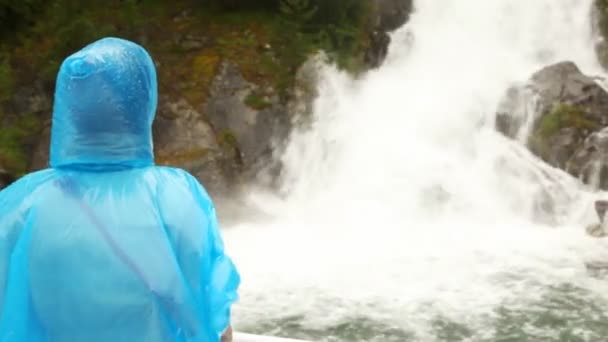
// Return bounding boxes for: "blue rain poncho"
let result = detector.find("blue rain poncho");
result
[0,37,240,342]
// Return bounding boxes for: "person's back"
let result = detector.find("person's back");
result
[0,37,240,342]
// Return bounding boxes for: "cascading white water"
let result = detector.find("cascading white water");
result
[226,1,608,341]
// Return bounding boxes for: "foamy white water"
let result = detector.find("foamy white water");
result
[226,1,608,341]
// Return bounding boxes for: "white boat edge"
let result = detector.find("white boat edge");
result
[234,332,311,342]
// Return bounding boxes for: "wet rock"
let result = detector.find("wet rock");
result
[586,223,607,238]
[585,200,608,238]
[365,31,391,69]
[495,85,537,140]
[567,127,608,189]
[592,0,608,70]
[528,62,608,123]
[585,260,608,277]
[596,199,608,222]
[288,52,327,121]
[364,0,414,68]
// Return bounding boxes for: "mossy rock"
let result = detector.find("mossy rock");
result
[536,104,598,139]
[529,103,601,168]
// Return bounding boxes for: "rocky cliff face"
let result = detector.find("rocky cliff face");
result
[1,1,413,195]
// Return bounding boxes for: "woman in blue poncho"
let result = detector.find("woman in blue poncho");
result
[0,37,240,342]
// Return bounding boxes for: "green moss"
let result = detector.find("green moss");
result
[218,129,239,149]
[245,91,273,110]
[537,104,598,139]
[537,115,560,139]
[529,103,600,162]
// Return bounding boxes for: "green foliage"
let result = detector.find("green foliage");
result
[299,0,370,70]
[0,54,12,102]
[202,0,370,71]
[31,1,137,81]
[0,112,43,174]
[0,0,46,37]
[279,0,318,28]
[43,19,106,80]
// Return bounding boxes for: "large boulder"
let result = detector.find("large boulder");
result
[526,62,608,121]
[496,61,608,189]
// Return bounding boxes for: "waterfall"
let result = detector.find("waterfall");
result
[227,1,608,340]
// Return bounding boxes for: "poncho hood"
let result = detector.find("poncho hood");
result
[50,37,158,170]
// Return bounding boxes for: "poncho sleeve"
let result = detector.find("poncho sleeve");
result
[186,174,240,336]
[156,168,240,341]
